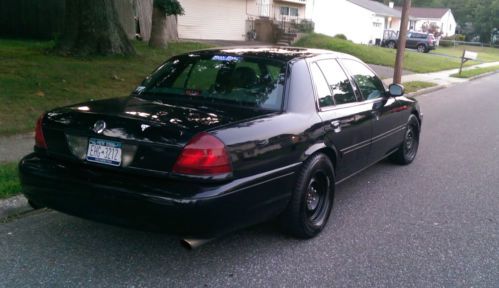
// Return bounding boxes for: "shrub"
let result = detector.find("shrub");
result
[294,19,315,33]
[334,34,347,40]
[439,40,453,47]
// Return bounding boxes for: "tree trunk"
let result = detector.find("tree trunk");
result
[56,0,135,56]
[165,15,179,42]
[136,0,153,41]
[149,6,168,48]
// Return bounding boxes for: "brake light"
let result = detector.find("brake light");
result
[428,35,434,44]
[35,113,47,149]
[172,132,232,176]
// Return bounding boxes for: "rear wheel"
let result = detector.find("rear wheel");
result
[390,115,420,165]
[417,44,427,53]
[280,154,335,238]
[387,41,396,49]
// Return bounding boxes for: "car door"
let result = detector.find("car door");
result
[340,59,409,165]
[405,32,417,49]
[309,60,373,180]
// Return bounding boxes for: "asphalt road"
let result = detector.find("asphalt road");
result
[1,75,499,287]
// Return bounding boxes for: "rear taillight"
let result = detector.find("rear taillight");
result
[172,132,232,176]
[35,114,47,149]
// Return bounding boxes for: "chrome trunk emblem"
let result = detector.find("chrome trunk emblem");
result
[93,120,106,134]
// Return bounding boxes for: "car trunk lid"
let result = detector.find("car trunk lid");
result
[42,96,272,174]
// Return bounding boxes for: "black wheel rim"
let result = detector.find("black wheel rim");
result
[404,125,419,160]
[305,171,331,226]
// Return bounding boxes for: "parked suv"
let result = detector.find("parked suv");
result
[382,30,436,53]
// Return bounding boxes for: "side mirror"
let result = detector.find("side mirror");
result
[388,84,405,97]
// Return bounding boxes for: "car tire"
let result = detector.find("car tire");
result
[280,153,335,238]
[417,44,427,53]
[387,41,396,49]
[390,115,420,165]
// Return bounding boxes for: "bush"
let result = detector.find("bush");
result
[439,40,453,47]
[334,34,348,40]
[294,19,315,33]
[455,34,466,41]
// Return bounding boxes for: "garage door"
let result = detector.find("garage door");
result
[178,0,247,41]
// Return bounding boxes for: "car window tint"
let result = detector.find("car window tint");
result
[317,60,356,105]
[341,59,385,100]
[310,63,334,108]
[141,55,286,111]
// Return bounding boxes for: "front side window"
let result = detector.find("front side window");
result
[341,59,385,100]
[317,60,356,105]
[139,54,286,111]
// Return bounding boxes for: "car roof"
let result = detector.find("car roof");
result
[179,46,359,62]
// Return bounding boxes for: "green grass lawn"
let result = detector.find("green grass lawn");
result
[432,45,499,63]
[295,33,477,73]
[0,39,212,135]
[450,65,499,78]
[0,162,20,199]
[403,81,437,94]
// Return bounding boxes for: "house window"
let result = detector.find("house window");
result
[409,20,416,30]
[280,6,299,17]
[373,22,382,28]
[280,7,289,16]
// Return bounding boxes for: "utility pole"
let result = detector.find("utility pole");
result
[393,0,411,84]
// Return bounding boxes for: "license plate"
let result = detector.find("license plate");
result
[86,138,122,166]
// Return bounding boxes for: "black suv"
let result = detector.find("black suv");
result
[383,30,436,53]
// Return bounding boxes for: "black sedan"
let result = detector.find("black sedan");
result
[20,47,422,246]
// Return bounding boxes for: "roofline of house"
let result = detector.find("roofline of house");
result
[347,2,401,18]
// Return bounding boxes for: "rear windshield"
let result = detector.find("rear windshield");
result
[137,53,287,111]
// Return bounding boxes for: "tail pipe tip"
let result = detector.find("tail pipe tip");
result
[180,238,214,250]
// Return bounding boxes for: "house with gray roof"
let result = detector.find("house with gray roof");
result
[312,0,402,44]
[395,7,456,37]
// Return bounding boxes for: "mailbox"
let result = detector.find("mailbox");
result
[463,51,478,60]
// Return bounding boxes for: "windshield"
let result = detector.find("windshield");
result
[137,53,287,111]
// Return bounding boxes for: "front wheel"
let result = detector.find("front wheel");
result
[280,154,335,238]
[417,44,427,53]
[390,115,420,165]
[387,41,396,49]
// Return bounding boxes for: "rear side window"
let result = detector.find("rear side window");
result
[317,60,356,105]
[310,63,334,108]
[341,59,386,100]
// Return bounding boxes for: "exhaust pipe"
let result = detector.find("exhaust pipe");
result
[180,238,213,250]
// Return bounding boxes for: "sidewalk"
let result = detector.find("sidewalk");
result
[0,133,33,164]
[383,61,499,86]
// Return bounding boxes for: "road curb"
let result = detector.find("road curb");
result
[406,84,448,98]
[0,194,33,220]
[469,70,499,81]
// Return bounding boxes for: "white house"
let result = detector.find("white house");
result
[312,0,401,44]
[401,7,457,37]
[177,0,313,41]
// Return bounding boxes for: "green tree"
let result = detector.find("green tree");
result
[149,0,184,48]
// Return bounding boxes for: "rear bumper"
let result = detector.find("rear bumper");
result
[19,154,297,238]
